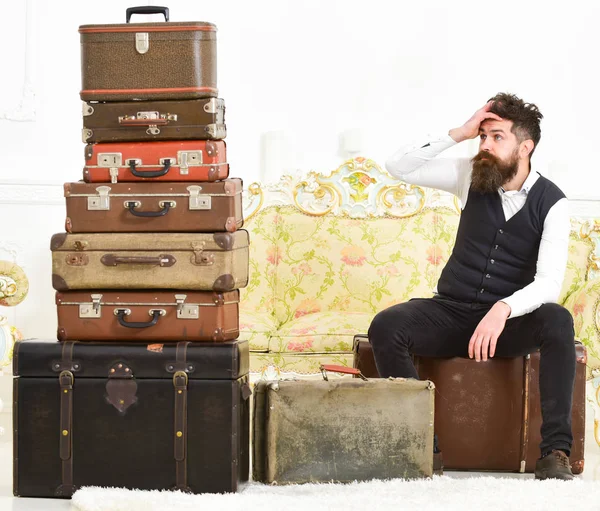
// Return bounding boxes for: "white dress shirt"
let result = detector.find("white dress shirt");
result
[385,134,570,319]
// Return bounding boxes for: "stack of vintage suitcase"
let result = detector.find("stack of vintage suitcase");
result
[13,6,251,498]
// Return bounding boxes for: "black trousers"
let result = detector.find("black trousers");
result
[367,295,576,456]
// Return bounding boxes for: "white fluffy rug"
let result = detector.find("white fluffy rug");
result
[71,476,600,511]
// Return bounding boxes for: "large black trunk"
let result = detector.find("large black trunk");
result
[13,339,250,498]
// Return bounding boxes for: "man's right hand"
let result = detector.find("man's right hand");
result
[449,101,503,143]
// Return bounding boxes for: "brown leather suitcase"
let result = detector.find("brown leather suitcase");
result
[79,7,217,102]
[50,231,249,292]
[64,179,243,233]
[13,339,250,497]
[83,140,228,184]
[56,290,240,342]
[352,334,587,474]
[82,98,226,143]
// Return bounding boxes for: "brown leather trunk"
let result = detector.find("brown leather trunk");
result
[83,140,228,184]
[13,339,250,497]
[50,231,249,292]
[79,8,217,102]
[64,179,243,233]
[352,334,587,474]
[82,98,226,143]
[56,290,240,342]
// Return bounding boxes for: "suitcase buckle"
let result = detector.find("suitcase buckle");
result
[173,370,188,387]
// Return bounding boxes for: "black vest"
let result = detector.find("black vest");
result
[437,173,565,304]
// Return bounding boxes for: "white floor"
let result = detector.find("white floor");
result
[1,394,599,511]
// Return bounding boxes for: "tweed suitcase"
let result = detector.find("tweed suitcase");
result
[83,140,228,184]
[13,339,250,498]
[79,7,217,102]
[50,231,249,292]
[252,365,435,484]
[56,290,240,342]
[82,98,226,143]
[352,334,587,474]
[64,179,243,233]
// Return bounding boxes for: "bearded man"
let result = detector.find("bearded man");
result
[368,93,575,480]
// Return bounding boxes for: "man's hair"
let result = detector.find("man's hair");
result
[487,92,543,158]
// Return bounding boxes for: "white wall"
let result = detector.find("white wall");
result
[1,0,600,340]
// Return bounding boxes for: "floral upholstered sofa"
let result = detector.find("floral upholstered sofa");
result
[239,157,600,382]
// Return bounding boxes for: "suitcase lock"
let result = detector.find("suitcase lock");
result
[191,242,215,266]
[177,151,203,175]
[79,293,103,318]
[175,294,199,319]
[187,186,211,210]
[135,32,149,54]
[87,186,111,211]
[97,153,123,183]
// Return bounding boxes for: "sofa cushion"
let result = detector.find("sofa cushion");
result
[270,311,374,353]
[238,309,279,352]
[273,207,449,325]
[249,352,355,379]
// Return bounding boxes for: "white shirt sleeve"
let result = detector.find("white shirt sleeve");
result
[385,134,473,206]
[500,198,571,319]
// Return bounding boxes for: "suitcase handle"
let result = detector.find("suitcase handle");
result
[320,364,367,381]
[119,118,170,127]
[129,159,172,178]
[115,308,164,329]
[126,6,169,23]
[101,254,176,267]
[126,200,173,217]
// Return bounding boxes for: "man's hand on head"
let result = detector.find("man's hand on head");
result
[449,101,503,144]
[468,301,512,362]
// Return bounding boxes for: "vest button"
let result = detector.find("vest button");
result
[480,288,485,293]
[498,229,504,234]
[494,245,499,250]
[490,259,495,264]
[485,274,491,278]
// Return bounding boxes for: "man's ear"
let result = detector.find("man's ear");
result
[520,140,534,158]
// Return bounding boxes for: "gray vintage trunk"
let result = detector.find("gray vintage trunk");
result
[252,378,435,484]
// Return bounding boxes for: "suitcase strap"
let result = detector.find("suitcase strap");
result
[173,341,192,492]
[56,341,77,497]
[519,354,532,473]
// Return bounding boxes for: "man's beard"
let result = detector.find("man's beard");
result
[470,149,519,194]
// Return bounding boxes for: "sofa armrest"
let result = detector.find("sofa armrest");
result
[562,280,600,371]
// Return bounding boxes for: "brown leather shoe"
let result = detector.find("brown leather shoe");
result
[534,450,574,480]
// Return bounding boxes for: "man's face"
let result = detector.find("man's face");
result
[471,119,521,194]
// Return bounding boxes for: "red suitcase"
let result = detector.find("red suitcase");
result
[83,141,228,183]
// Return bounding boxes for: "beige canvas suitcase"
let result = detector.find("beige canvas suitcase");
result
[51,231,249,292]
[252,365,435,484]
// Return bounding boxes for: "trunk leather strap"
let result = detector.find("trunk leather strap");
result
[173,342,191,492]
[519,354,532,473]
[56,341,77,497]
